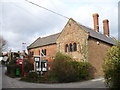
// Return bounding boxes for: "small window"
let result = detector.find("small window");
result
[41,49,46,56]
[65,44,69,52]
[44,49,46,56]
[73,43,77,51]
[41,49,44,56]
[69,43,72,52]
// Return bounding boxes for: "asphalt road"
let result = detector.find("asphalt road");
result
[1,63,106,88]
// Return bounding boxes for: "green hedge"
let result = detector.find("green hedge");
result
[24,59,34,73]
[6,64,21,78]
[20,72,38,82]
[1,60,6,65]
[103,44,120,88]
[49,52,90,83]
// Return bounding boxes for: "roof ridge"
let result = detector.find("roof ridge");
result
[78,22,114,39]
[41,32,60,39]
[77,22,93,30]
[76,21,115,45]
[27,33,60,49]
[27,37,41,48]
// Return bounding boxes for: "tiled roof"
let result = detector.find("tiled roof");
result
[27,33,60,49]
[79,24,116,45]
[27,20,116,49]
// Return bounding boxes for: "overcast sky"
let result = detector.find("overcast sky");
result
[0,0,119,52]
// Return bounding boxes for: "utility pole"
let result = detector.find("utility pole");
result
[22,42,26,58]
[9,49,12,61]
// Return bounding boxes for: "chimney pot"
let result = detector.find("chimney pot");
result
[92,13,99,32]
[103,19,109,36]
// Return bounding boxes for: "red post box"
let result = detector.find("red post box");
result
[16,59,24,75]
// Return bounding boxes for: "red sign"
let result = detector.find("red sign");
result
[16,59,23,65]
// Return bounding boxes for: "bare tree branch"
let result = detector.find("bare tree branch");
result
[0,36,7,56]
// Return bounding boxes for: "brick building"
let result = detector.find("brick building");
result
[27,13,115,77]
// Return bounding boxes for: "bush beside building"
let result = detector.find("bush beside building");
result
[103,42,120,88]
[47,52,91,83]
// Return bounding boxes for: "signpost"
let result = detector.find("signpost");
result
[34,57,40,62]
[34,50,47,75]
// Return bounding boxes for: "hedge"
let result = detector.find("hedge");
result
[49,52,90,83]
[103,44,120,88]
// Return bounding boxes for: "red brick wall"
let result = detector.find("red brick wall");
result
[28,44,57,63]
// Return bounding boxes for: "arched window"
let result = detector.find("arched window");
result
[73,43,77,51]
[65,44,69,52]
[69,43,72,52]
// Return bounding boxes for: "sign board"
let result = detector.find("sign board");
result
[34,57,40,62]
[42,68,47,71]
[16,59,23,65]
[19,62,22,64]
[36,68,41,71]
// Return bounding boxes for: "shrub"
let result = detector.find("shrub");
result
[21,72,38,82]
[70,61,90,80]
[1,60,6,65]
[24,59,34,73]
[27,72,38,79]
[49,52,90,83]
[6,64,21,78]
[8,58,16,65]
[103,43,120,88]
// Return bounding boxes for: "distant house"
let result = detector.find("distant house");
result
[27,13,115,78]
[0,57,3,61]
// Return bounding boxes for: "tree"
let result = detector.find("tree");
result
[0,36,7,56]
[103,41,120,88]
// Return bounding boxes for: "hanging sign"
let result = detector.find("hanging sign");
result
[34,57,40,62]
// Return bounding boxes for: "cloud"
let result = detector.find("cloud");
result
[0,0,119,52]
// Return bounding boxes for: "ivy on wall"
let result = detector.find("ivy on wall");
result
[81,40,87,61]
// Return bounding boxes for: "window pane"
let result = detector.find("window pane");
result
[70,43,72,52]
[44,49,46,55]
[65,44,69,52]
[41,50,44,56]
[73,43,77,51]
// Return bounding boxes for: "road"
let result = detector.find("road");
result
[1,63,106,88]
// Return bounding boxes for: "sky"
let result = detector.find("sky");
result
[0,0,119,52]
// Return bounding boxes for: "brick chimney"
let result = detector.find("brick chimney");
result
[92,13,99,32]
[103,19,109,36]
